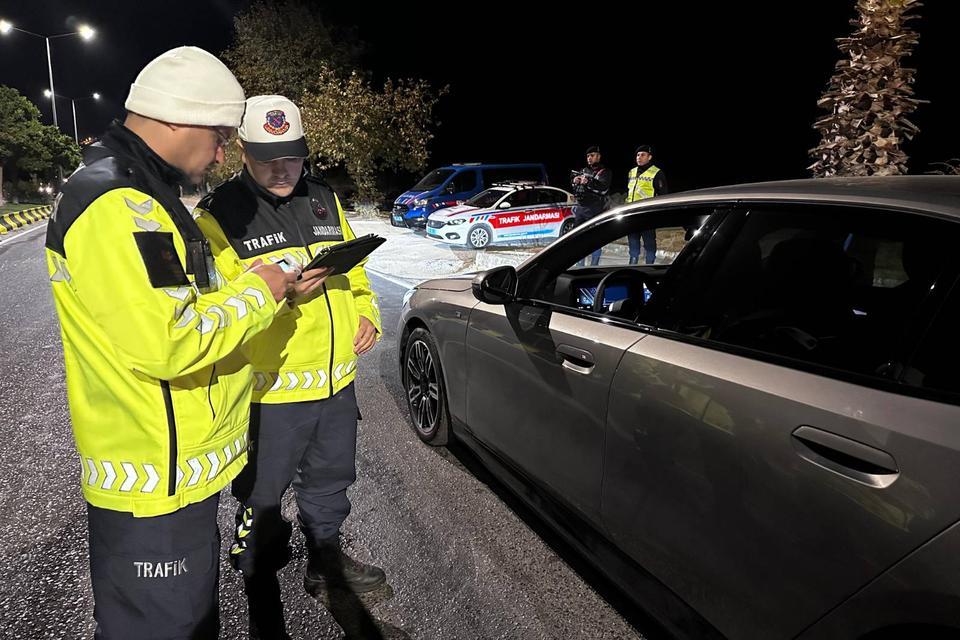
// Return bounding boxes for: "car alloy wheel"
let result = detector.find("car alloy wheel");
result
[468,225,491,249]
[406,339,440,438]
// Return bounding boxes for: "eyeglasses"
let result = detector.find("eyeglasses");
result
[212,127,233,149]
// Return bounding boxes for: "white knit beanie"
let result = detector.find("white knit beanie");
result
[125,46,246,127]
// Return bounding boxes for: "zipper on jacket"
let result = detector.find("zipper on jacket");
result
[160,381,178,496]
[323,283,335,397]
[206,364,217,421]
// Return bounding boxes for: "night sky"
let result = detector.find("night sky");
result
[2,1,959,195]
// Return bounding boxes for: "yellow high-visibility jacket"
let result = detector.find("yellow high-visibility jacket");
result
[46,125,280,517]
[626,165,662,203]
[195,171,381,404]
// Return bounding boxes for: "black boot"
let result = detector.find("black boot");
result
[244,574,291,640]
[304,534,386,595]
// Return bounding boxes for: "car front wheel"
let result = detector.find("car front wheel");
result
[403,327,449,445]
[467,224,491,249]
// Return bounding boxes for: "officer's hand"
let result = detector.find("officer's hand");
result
[247,259,299,302]
[288,267,332,302]
[354,316,378,355]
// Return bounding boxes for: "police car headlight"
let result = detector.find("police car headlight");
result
[413,199,429,206]
[402,287,416,308]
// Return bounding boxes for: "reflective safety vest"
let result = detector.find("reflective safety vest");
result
[625,165,661,203]
[46,127,280,517]
[195,172,382,404]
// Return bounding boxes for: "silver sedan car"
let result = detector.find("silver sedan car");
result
[397,177,960,640]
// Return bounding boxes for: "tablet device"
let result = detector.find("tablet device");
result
[300,234,386,277]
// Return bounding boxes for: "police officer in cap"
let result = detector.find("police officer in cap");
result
[625,144,669,264]
[195,95,384,639]
[571,145,612,265]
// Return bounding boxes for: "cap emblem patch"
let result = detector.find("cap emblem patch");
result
[263,110,290,136]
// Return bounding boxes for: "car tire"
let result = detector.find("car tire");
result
[403,327,450,445]
[467,224,491,249]
[559,218,576,236]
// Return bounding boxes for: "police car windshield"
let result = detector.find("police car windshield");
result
[466,188,509,208]
[413,169,455,191]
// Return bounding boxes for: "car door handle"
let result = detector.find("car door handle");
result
[791,425,899,488]
[557,344,595,374]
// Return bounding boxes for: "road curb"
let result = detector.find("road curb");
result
[0,206,53,235]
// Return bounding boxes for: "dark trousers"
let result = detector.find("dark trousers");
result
[230,384,359,578]
[628,229,657,264]
[88,494,221,640]
[573,202,605,266]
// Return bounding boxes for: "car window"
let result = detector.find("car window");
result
[413,168,454,191]
[504,190,535,208]
[537,189,564,205]
[523,208,714,317]
[450,170,477,193]
[902,277,960,397]
[665,204,960,379]
[466,188,508,208]
[569,226,690,268]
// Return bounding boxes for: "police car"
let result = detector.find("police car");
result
[425,183,576,249]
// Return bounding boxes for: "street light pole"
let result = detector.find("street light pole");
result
[0,20,96,130]
[47,91,100,144]
[45,36,58,128]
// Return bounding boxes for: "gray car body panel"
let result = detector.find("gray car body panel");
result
[605,334,960,639]
[396,176,960,638]
[797,518,960,639]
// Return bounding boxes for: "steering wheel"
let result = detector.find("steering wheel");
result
[593,268,653,314]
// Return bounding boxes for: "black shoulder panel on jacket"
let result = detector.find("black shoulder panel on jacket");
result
[197,177,261,240]
[45,158,137,258]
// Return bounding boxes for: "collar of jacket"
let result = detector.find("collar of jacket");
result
[634,162,655,173]
[89,121,191,190]
[240,166,309,208]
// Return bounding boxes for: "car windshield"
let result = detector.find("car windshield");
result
[413,169,455,191]
[466,188,509,208]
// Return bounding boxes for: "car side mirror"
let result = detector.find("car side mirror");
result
[445,182,456,194]
[499,201,512,209]
[472,266,518,305]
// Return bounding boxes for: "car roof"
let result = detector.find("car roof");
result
[642,176,960,219]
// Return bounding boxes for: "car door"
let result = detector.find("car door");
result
[486,189,539,245]
[440,169,478,209]
[601,203,960,639]
[464,208,706,524]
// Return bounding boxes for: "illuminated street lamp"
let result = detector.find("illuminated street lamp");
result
[0,19,97,129]
[45,90,101,143]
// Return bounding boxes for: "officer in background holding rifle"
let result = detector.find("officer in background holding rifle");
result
[570,145,611,266]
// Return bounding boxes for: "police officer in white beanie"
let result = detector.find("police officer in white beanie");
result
[45,48,300,639]
[195,95,385,638]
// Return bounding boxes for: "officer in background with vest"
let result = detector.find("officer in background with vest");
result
[571,145,612,266]
[45,48,300,639]
[195,96,385,639]
[625,145,669,264]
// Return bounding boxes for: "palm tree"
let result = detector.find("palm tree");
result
[810,0,925,177]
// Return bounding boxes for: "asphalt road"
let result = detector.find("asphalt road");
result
[0,221,644,639]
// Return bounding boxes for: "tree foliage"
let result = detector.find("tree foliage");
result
[810,0,925,177]
[218,0,446,202]
[0,86,80,202]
